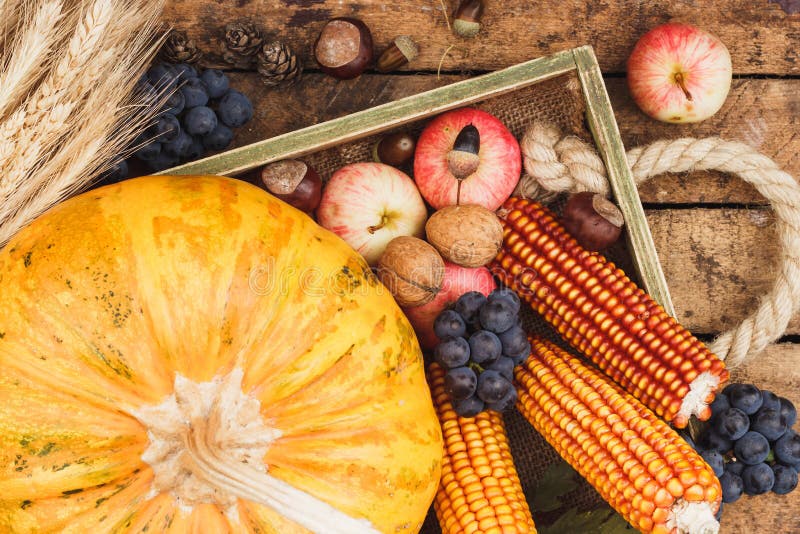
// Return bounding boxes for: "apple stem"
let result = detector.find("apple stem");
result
[674,72,693,101]
[456,180,462,206]
[368,214,387,234]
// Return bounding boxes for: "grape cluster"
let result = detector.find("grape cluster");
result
[433,288,531,418]
[691,383,799,509]
[102,62,254,182]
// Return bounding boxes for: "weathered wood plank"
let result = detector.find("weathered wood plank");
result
[723,342,800,533]
[163,0,800,75]
[224,72,800,205]
[608,78,800,205]
[646,208,800,335]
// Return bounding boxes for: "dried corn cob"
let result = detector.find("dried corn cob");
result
[427,363,536,534]
[517,337,721,534]
[491,197,729,428]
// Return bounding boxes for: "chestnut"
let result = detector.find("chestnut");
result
[314,17,374,80]
[260,160,322,213]
[453,0,484,38]
[373,131,416,167]
[560,192,624,251]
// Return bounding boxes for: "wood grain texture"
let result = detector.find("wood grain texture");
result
[163,0,800,74]
[224,73,800,205]
[646,207,800,335]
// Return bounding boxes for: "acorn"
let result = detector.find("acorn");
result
[314,17,374,80]
[259,160,322,214]
[446,123,481,204]
[453,0,484,38]
[373,131,416,167]
[560,192,624,251]
[376,36,419,73]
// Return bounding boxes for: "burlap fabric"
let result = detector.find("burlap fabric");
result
[298,72,640,531]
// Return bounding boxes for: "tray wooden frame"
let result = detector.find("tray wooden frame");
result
[166,45,675,316]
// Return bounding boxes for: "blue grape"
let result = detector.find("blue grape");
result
[487,387,517,413]
[476,370,512,403]
[727,383,763,415]
[497,324,528,357]
[733,431,770,465]
[709,393,730,421]
[202,124,234,151]
[147,63,178,90]
[467,330,502,365]
[699,429,733,454]
[750,407,787,442]
[150,113,180,142]
[434,309,467,341]
[146,150,179,172]
[741,463,774,495]
[774,430,800,466]
[134,140,161,161]
[780,396,797,428]
[184,106,218,136]
[174,63,198,80]
[163,130,193,158]
[434,337,470,369]
[761,390,782,412]
[218,89,253,127]
[724,460,744,477]
[719,471,743,503]
[180,76,209,108]
[700,449,724,477]
[478,298,516,334]
[200,68,230,99]
[454,291,486,328]
[713,407,750,440]
[162,89,185,115]
[487,287,520,313]
[183,136,205,162]
[486,356,515,381]
[453,395,483,418]
[772,464,798,495]
[444,366,477,401]
[508,341,531,366]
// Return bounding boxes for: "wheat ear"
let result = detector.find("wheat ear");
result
[0,1,66,120]
[0,0,166,245]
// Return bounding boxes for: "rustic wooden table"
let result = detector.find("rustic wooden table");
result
[164,1,800,531]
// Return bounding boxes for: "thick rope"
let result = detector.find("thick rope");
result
[518,121,800,368]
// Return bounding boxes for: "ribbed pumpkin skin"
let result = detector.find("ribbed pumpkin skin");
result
[0,176,442,533]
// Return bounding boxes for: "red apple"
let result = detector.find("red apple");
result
[318,162,428,266]
[413,108,521,210]
[627,22,732,123]
[402,261,496,350]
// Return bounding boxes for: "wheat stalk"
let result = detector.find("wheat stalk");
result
[0,0,166,246]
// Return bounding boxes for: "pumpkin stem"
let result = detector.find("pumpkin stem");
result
[131,369,380,533]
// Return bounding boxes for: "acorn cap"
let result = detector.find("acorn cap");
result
[453,19,481,38]
[376,36,419,72]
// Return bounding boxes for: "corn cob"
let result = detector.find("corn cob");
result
[517,337,722,534]
[491,197,729,428]
[427,363,536,534]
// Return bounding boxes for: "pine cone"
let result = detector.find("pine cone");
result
[223,22,263,68]
[160,30,202,65]
[256,41,302,86]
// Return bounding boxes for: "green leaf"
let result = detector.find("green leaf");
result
[539,507,632,534]
[531,461,579,512]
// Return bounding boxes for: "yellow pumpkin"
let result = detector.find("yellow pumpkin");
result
[0,176,442,533]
